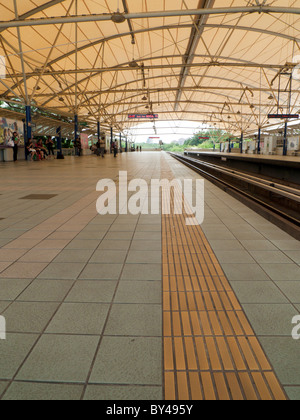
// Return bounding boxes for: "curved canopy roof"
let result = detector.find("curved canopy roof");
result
[1,0,300,136]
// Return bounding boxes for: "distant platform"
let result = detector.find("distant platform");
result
[184,151,300,185]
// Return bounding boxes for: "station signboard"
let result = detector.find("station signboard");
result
[128,114,159,119]
[268,114,299,119]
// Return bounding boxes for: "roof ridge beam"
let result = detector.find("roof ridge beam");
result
[1,6,300,29]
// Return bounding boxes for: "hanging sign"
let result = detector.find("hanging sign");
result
[128,114,159,119]
[268,114,299,119]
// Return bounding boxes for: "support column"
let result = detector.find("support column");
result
[257,127,261,154]
[74,114,79,142]
[56,126,64,159]
[97,121,101,142]
[110,127,113,153]
[25,105,32,160]
[240,132,244,154]
[283,121,288,156]
[25,105,32,142]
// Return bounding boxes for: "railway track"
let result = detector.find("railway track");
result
[169,152,300,240]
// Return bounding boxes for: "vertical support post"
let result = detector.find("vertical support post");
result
[97,121,101,142]
[257,126,261,154]
[125,137,128,152]
[25,105,32,143]
[110,127,113,153]
[240,132,244,154]
[74,114,79,142]
[283,121,288,156]
[120,133,122,151]
[56,126,63,158]
[25,105,32,160]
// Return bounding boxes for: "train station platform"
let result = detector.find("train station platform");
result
[184,151,300,185]
[0,152,299,400]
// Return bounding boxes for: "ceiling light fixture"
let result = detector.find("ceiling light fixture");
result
[111,12,126,23]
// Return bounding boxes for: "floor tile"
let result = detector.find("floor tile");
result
[89,336,162,385]
[126,251,162,264]
[114,281,162,304]
[0,333,38,379]
[242,303,297,336]
[274,282,300,304]
[214,250,255,264]
[121,264,162,281]
[65,281,117,303]
[230,281,288,304]
[249,251,293,264]
[2,382,84,401]
[98,240,131,251]
[260,264,300,281]
[45,303,110,335]
[259,337,300,386]
[64,240,100,250]
[221,264,270,281]
[16,334,99,383]
[53,250,94,263]
[104,304,162,337]
[90,250,127,264]
[83,385,162,400]
[0,263,48,279]
[17,280,73,302]
[79,264,123,280]
[0,279,33,301]
[19,249,61,263]
[38,263,85,280]
[284,387,300,401]
[3,301,59,333]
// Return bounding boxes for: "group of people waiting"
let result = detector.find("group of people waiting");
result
[25,136,55,161]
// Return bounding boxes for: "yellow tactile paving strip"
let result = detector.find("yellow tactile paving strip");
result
[161,160,287,401]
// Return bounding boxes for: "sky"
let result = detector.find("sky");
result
[123,120,209,144]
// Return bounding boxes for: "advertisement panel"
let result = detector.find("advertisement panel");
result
[0,117,24,146]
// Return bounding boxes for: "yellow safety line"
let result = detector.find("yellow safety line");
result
[161,158,287,401]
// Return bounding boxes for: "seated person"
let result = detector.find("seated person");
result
[36,139,48,158]
[26,139,37,160]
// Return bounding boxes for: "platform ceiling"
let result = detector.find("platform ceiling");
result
[0,0,300,135]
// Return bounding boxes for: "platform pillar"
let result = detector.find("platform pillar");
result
[257,127,261,154]
[56,126,64,159]
[25,105,32,160]
[97,121,101,142]
[283,121,288,156]
[110,127,113,153]
[240,132,244,154]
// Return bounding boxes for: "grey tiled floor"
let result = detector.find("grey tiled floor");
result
[1,152,300,400]
[0,153,163,400]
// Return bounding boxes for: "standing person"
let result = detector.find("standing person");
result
[12,131,19,162]
[100,136,106,158]
[113,140,118,158]
[46,136,55,157]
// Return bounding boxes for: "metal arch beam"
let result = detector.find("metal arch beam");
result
[38,71,285,105]
[37,53,289,106]
[174,0,215,112]
[0,0,67,34]
[8,61,294,79]
[45,23,300,68]
[1,6,300,29]
[3,23,299,96]
[78,74,265,111]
